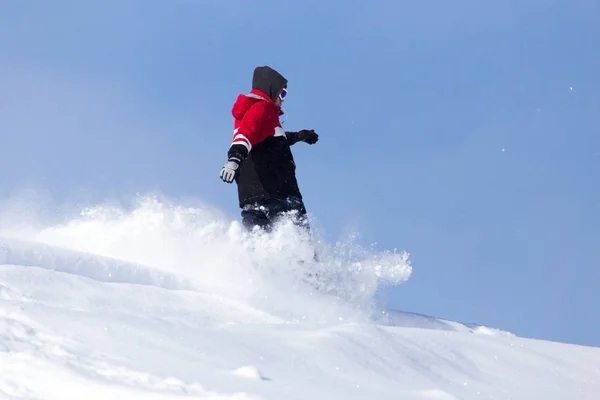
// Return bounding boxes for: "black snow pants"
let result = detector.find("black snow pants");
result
[241,196,310,233]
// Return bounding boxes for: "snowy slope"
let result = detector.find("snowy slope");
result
[1,197,599,400]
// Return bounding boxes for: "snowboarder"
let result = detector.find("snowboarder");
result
[219,66,319,233]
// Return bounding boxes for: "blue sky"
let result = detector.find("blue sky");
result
[1,1,598,347]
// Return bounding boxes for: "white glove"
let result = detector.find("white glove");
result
[220,158,240,183]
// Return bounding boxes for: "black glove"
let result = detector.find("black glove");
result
[286,129,319,145]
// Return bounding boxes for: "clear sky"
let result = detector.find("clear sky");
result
[1,1,598,347]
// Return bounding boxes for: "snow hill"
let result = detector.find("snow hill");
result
[1,197,599,400]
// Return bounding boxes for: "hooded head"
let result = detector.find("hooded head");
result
[252,66,288,103]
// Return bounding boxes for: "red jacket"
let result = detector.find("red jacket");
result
[227,88,302,207]
[230,89,285,156]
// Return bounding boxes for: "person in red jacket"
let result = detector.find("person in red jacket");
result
[220,66,319,233]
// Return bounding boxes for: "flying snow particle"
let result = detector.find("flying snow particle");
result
[570,87,573,91]
[231,365,265,380]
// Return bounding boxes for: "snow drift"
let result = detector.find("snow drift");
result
[0,195,412,323]
[1,195,599,399]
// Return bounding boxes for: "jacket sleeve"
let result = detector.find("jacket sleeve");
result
[285,131,301,145]
[228,102,266,161]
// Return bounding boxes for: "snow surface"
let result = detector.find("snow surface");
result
[1,196,599,399]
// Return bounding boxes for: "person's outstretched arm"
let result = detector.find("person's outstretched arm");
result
[220,102,267,183]
[285,129,319,146]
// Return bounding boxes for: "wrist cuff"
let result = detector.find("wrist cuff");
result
[228,144,248,161]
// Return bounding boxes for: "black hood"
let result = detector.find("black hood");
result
[252,66,288,102]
